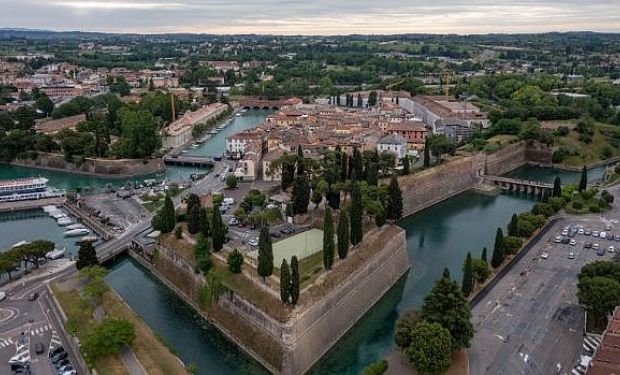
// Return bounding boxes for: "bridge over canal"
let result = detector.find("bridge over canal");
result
[482,175,554,196]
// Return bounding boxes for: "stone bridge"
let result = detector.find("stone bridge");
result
[237,99,285,110]
[482,175,554,196]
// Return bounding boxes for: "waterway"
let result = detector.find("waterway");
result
[0,123,606,374]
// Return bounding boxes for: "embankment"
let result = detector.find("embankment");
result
[9,152,164,177]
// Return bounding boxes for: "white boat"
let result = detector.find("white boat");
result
[190,143,199,148]
[64,228,90,237]
[235,113,242,117]
[11,240,30,248]
[42,205,59,213]
[181,149,188,154]
[66,223,85,230]
[57,217,74,226]
[46,248,65,260]
[50,212,67,220]
[78,235,97,243]
[209,129,218,134]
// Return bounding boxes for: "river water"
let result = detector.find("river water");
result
[0,126,609,374]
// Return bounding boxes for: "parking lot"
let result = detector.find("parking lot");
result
[469,215,618,375]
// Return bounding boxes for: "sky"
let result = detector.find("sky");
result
[1,0,620,35]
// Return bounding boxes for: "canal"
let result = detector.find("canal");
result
[0,123,612,374]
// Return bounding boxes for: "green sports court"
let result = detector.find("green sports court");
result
[248,228,327,262]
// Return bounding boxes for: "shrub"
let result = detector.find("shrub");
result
[504,236,523,254]
[548,197,565,211]
[572,201,584,210]
[551,150,564,163]
[581,188,597,201]
[531,203,554,218]
[361,360,388,375]
[590,204,601,213]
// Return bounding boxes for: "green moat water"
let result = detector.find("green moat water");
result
[0,140,609,374]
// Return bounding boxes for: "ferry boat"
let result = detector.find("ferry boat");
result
[64,228,90,237]
[0,177,64,203]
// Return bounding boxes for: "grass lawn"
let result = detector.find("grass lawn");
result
[141,201,164,213]
[556,129,620,167]
[159,230,195,263]
[52,281,188,375]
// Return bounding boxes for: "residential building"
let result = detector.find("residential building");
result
[586,306,620,374]
[225,130,265,157]
[386,122,427,153]
[377,133,408,160]
[162,103,228,149]
[262,146,288,181]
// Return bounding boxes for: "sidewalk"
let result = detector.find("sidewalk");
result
[4,258,75,291]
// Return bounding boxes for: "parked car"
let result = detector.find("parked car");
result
[598,248,606,256]
[34,342,44,355]
[49,346,64,358]
[568,252,575,259]
[584,229,592,236]
[28,292,39,301]
[570,239,577,246]
[249,239,259,246]
[593,243,600,250]
[609,245,615,253]
[584,242,593,249]
[540,252,549,259]
[228,217,239,226]
[270,231,282,238]
[554,236,562,243]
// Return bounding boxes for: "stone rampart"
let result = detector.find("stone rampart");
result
[10,152,164,177]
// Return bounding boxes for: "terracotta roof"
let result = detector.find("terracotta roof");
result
[35,114,86,134]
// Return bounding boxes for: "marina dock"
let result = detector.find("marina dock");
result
[0,197,64,213]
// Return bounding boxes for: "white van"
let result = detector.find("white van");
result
[223,197,235,206]
[0,291,6,301]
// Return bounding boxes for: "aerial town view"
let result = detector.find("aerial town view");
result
[2,1,620,375]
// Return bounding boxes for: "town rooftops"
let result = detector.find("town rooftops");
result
[379,133,407,145]
[35,114,86,134]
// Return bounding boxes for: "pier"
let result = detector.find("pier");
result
[0,197,64,213]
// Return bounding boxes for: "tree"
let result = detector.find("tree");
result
[402,156,410,175]
[225,175,238,189]
[292,172,310,215]
[579,165,588,192]
[461,252,474,297]
[83,318,136,358]
[553,176,562,197]
[350,182,364,246]
[290,255,300,305]
[406,321,452,375]
[35,95,54,116]
[386,175,403,220]
[491,227,505,268]
[113,109,161,159]
[296,145,305,175]
[423,138,431,169]
[186,193,202,235]
[280,259,291,303]
[368,90,378,106]
[507,213,519,237]
[198,207,209,236]
[212,205,225,252]
[194,234,212,273]
[375,207,386,227]
[323,207,335,269]
[350,147,363,181]
[577,276,620,327]
[357,93,363,107]
[257,226,274,281]
[394,309,423,348]
[311,189,323,208]
[481,247,488,263]
[422,272,474,350]
[337,210,350,259]
[281,158,295,190]
[471,258,490,284]
[340,152,348,182]
[227,249,243,275]
[76,241,99,270]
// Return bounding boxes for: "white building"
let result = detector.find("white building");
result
[225,130,264,156]
[162,103,228,149]
[377,133,408,160]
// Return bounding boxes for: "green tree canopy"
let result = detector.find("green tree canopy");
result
[405,320,452,375]
[113,109,161,159]
[83,318,136,358]
[257,226,274,281]
[422,273,474,350]
[227,249,243,275]
[280,258,291,303]
[76,241,99,270]
[394,309,423,349]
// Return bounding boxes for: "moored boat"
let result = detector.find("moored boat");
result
[46,248,65,260]
[64,228,90,237]
[66,223,85,230]
[77,235,97,243]
[57,217,74,226]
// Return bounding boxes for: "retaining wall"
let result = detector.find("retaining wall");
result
[10,153,164,177]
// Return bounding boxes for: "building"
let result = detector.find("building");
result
[377,133,408,160]
[35,114,86,134]
[162,103,228,149]
[587,307,620,374]
[41,86,84,99]
[386,122,427,153]
[234,143,262,181]
[225,130,265,157]
[262,146,287,181]
[398,95,490,132]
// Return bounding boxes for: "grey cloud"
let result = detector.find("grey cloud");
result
[0,0,619,34]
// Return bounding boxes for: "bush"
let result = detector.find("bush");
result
[602,190,615,204]
[361,360,388,375]
[551,150,564,163]
[590,204,601,213]
[572,201,584,210]
[531,203,554,218]
[504,236,523,254]
[548,197,565,211]
[581,188,597,201]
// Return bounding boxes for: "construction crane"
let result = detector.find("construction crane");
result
[385,79,406,103]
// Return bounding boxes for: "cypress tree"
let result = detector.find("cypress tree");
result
[257,226,274,281]
[212,205,225,252]
[198,207,209,236]
[375,207,386,227]
[350,182,363,246]
[386,175,403,220]
[340,152,348,182]
[161,193,176,233]
[280,259,291,303]
[292,172,310,215]
[186,193,202,234]
[579,165,588,192]
[357,93,362,107]
[296,145,305,175]
[290,256,300,305]
[366,162,378,186]
[423,138,431,169]
[552,176,562,197]
[402,156,410,175]
[323,207,335,269]
[337,210,350,259]
[350,147,363,181]
[281,157,295,190]
[491,227,505,268]
[461,251,474,297]
[481,247,487,263]
[507,213,519,237]
[442,267,451,279]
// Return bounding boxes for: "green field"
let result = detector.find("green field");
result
[248,228,326,263]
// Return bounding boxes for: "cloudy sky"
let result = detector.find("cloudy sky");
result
[1,0,620,35]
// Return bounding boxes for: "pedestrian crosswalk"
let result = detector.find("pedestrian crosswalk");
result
[583,334,601,352]
[29,323,52,336]
[0,337,13,348]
